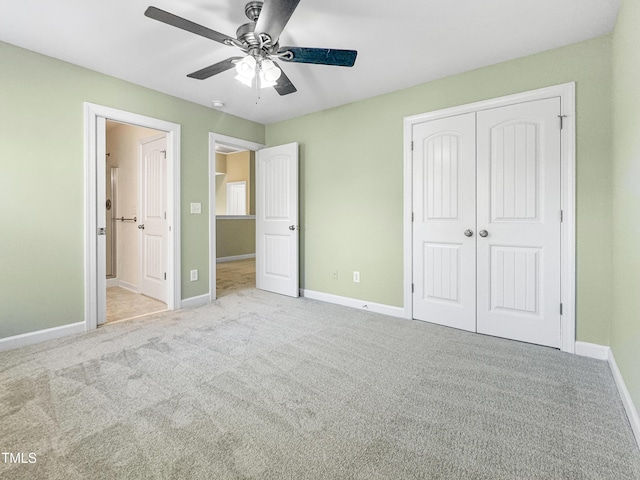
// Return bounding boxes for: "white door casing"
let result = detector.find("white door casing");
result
[96,116,107,326]
[139,135,168,303]
[256,142,299,297]
[476,98,561,348]
[412,113,477,332]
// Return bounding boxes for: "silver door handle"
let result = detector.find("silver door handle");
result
[289,225,298,231]
[479,230,488,237]
[138,224,145,230]
[464,229,473,237]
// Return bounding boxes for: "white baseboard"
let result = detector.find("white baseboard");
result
[575,341,610,360]
[0,322,86,353]
[106,278,119,288]
[575,341,640,449]
[118,281,138,293]
[300,289,405,318]
[217,254,256,263]
[181,293,211,308]
[608,348,640,449]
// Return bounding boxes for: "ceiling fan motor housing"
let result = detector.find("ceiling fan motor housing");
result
[236,22,259,47]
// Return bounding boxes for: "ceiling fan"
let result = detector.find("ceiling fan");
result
[144,0,358,96]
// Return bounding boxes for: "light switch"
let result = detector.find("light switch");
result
[190,202,202,214]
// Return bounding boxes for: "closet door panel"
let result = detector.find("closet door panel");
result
[476,98,562,348]
[412,113,476,332]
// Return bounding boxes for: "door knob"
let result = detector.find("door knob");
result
[479,230,488,237]
[289,225,298,231]
[464,229,473,237]
[138,224,145,230]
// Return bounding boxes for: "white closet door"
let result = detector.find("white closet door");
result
[476,98,561,348]
[256,142,299,297]
[412,113,477,331]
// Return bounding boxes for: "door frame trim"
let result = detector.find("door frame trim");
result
[208,133,265,302]
[402,82,576,353]
[84,103,181,330]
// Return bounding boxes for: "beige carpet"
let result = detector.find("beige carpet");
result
[1,288,639,479]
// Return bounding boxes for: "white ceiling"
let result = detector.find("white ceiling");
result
[0,0,619,125]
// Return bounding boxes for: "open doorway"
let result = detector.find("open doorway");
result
[104,120,168,323]
[84,103,181,332]
[214,143,257,298]
[208,133,264,301]
[209,133,300,301]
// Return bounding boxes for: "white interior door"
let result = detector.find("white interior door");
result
[139,135,168,302]
[412,113,477,331]
[476,98,561,348]
[256,142,299,297]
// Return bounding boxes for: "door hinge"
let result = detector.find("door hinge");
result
[412,212,414,222]
[411,141,414,151]
[560,210,563,222]
[164,272,167,280]
[558,115,567,130]
[412,283,415,293]
[161,149,167,159]
[560,303,563,315]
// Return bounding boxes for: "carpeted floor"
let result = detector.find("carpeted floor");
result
[1,288,639,479]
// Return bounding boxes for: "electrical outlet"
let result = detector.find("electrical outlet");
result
[331,269,339,280]
[353,271,360,283]
[190,269,198,281]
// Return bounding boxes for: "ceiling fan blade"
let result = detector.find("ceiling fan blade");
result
[187,57,243,80]
[272,62,297,96]
[254,0,301,43]
[278,47,357,67]
[144,6,235,45]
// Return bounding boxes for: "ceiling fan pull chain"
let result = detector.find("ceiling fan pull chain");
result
[255,70,261,103]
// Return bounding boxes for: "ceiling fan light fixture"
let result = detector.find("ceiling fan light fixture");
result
[260,59,281,82]
[258,70,277,88]
[235,55,257,79]
[234,73,254,88]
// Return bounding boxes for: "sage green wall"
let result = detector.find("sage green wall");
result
[611,0,640,418]
[266,35,613,345]
[0,41,264,339]
[216,219,256,258]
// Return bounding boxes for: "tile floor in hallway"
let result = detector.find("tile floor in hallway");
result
[216,258,256,298]
[106,287,167,324]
